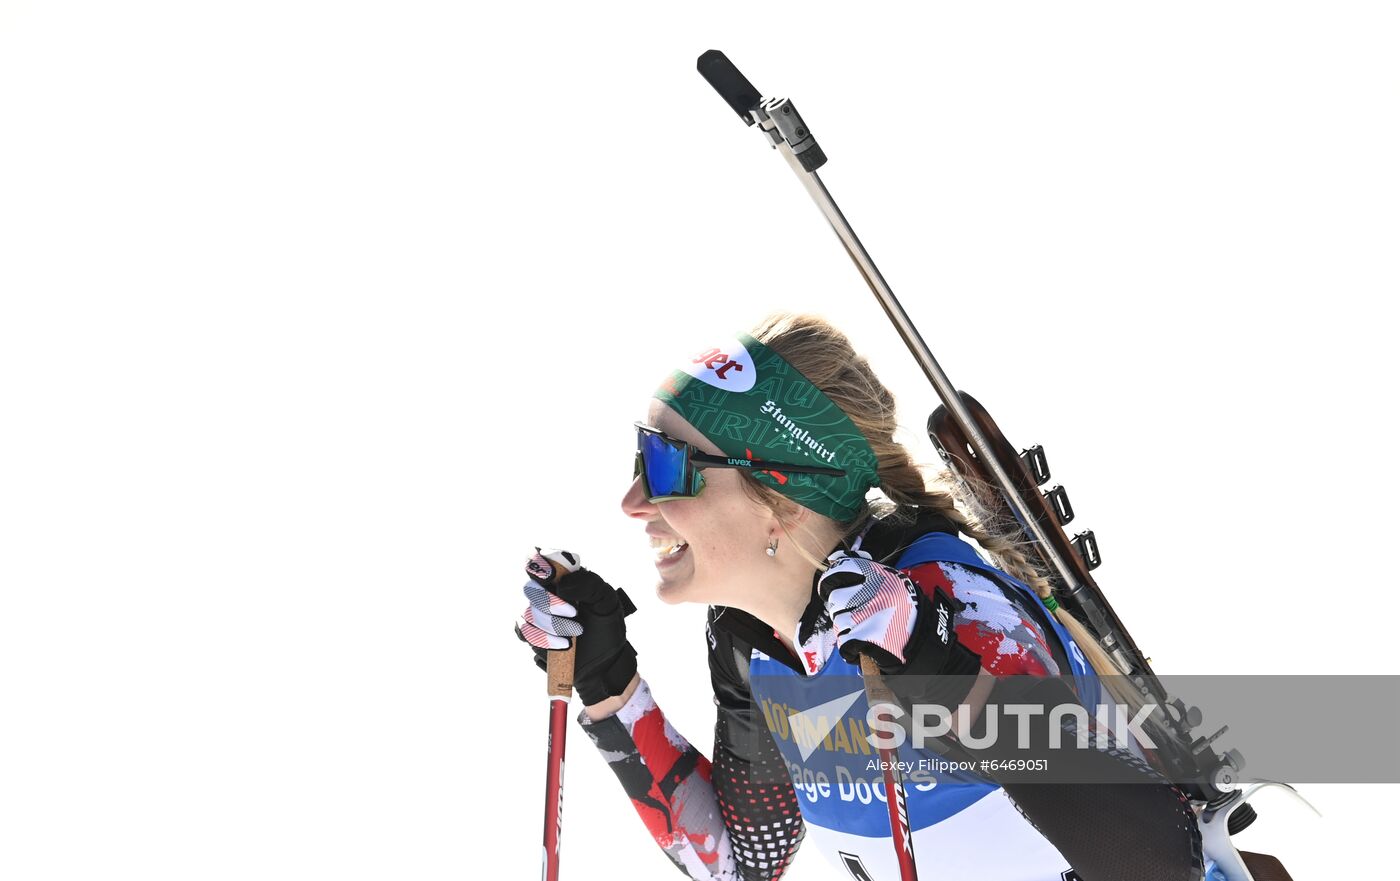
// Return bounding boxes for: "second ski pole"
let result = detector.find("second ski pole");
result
[860,654,920,881]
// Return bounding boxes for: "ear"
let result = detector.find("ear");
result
[770,496,810,532]
[770,502,849,569]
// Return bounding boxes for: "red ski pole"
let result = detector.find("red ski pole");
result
[861,654,919,881]
[542,643,574,881]
[532,549,581,881]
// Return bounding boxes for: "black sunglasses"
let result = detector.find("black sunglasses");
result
[633,421,847,502]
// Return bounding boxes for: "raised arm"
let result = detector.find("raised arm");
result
[518,557,804,879]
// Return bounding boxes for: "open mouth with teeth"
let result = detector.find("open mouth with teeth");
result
[650,536,690,566]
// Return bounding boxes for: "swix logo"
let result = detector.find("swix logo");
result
[935,604,951,644]
[893,780,913,856]
[683,338,756,392]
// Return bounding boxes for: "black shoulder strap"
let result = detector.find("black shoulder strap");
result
[706,605,755,691]
[858,505,959,565]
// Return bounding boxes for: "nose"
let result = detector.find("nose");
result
[621,473,658,520]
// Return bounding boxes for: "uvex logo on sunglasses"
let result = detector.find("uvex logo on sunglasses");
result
[684,339,756,392]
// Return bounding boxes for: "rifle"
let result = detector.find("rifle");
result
[697,48,1313,881]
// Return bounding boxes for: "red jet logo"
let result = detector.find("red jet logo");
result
[693,347,744,381]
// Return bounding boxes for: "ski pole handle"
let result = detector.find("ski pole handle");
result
[547,643,576,698]
[530,547,584,698]
[536,550,582,697]
[859,653,896,705]
[697,49,762,124]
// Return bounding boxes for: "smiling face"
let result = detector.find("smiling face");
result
[620,398,788,608]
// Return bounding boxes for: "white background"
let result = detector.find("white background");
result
[2,2,1396,879]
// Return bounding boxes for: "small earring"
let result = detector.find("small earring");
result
[766,538,778,557]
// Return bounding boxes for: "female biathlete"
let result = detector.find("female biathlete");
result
[515,313,1200,881]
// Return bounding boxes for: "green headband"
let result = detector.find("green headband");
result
[653,332,881,522]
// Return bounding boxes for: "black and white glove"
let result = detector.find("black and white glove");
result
[818,549,982,706]
[514,548,638,705]
[818,550,928,669]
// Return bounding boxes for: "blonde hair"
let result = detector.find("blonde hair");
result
[738,312,1142,711]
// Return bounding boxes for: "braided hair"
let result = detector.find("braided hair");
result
[738,311,1143,712]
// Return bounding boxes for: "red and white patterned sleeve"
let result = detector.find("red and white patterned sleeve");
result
[901,560,1061,677]
[577,678,739,879]
[575,610,808,881]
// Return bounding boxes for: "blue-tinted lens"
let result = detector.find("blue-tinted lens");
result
[638,430,689,498]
